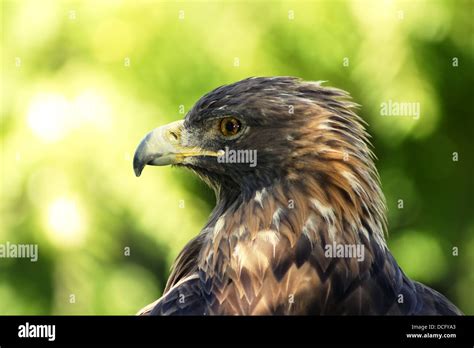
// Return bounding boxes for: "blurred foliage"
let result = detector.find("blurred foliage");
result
[0,0,473,314]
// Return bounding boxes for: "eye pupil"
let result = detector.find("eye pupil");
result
[225,121,235,132]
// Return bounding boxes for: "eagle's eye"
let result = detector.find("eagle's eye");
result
[220,117,242,136]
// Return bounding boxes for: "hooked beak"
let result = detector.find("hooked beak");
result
[133,120,221,177]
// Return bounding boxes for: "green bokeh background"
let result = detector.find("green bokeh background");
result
[1,0,473,314]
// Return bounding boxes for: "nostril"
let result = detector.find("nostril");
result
[169,131,178,140]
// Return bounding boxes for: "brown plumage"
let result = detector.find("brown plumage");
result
[133,77,462,315]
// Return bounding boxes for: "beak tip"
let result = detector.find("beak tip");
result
[133,152,145,177]
[133,157,145,177]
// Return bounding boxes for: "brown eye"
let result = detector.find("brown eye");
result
[220,117,242,136]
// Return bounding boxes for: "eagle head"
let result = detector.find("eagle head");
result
[134,77,384,226]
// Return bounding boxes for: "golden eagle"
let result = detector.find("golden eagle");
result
[133,77,462,315]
